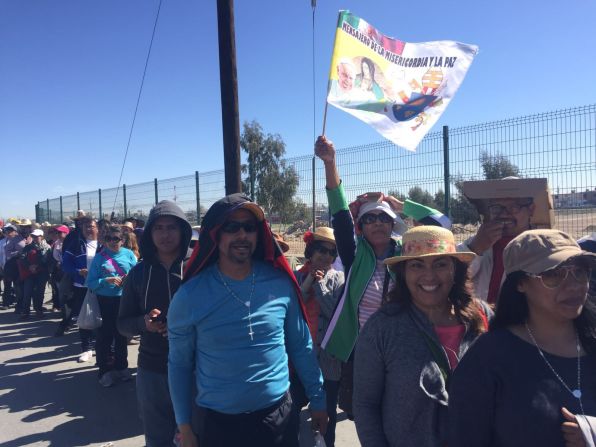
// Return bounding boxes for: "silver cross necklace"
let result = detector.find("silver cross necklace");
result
[217,266,256,341]
[525,322,584,414]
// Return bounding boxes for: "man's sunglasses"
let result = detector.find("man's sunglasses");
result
[220,221,258,234]
[360,213,394,225]
[314,246,337,257]
[105,236,122,242]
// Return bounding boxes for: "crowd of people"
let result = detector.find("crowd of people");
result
[1,135,595,447]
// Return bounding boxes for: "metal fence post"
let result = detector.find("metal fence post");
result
[154,178,158,205]
[442,125,450,217]
[195,171,201,226]
[99,189,102,219]
[312,156,316,231]
[59,196,63,223]
[123,184,127,218]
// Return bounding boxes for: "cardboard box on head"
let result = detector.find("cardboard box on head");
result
[462,177,554,228]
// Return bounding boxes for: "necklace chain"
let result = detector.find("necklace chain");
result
[217,267,256,341]
[525,322,584,415]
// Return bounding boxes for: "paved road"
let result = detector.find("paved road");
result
[0,299,359,446]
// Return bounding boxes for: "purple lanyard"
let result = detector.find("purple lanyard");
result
[99,250,126,276]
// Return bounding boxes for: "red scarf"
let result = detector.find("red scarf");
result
[487,236,514,304]
[298,262,320,341]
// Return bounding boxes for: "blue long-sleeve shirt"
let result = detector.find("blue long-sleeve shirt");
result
[87,247,137,296]
[168,261,325,425]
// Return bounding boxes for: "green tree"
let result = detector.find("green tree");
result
[433,189,445,213]
[450,176,480,225]
[240,121,299,220]
[407,186,434,207]
[480,151,520,179]
[387,189,406,202]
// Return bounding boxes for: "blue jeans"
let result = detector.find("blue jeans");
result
[136,367,177,447]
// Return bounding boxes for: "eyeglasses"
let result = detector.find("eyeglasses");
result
[105,236,122,243]
[220,221,258,234]
[360,213,394,225]
[314,246,337,257]
[528,266,591,289]
[488,202,532,216]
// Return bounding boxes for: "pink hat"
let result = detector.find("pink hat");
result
[54,225,70,234]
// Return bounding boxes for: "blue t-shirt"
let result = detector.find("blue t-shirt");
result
[168,261,325,424]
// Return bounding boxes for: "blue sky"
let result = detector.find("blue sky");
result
[1,0,595,219]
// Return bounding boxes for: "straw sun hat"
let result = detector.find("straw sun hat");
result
[384,226,476,266]
[303,227,336,245]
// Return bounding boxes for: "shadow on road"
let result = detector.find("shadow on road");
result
[0,310,143,446]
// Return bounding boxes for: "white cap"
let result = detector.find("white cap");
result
[357,201,408,235]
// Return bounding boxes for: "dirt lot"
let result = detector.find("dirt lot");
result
[277,208,596,259]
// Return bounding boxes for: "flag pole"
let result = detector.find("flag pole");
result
[321,101,329,136]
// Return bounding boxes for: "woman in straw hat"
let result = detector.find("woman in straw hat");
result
[449,229,596,447]
[353,226,491,447]
[286,227,345,447]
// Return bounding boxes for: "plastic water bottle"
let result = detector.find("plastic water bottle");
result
[313,431,327,447]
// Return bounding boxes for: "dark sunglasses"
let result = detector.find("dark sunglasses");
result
[314,246,337,257]
[105,236,122,242]
[220,221,258,234]
[360,213,394,225]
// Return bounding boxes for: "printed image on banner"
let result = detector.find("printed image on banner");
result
[327,10,478,151]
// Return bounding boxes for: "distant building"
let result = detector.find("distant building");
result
[553,189,596,208]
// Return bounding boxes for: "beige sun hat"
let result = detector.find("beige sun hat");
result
[384,226,476,266]
[309,227,336,245]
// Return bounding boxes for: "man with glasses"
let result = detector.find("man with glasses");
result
[459,183,536,303]
[168,193,327,447]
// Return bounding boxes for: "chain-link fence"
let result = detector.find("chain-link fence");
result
[36,104,596,255]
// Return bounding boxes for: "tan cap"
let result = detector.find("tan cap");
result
[504,229,596,275]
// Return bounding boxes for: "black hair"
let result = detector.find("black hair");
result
[386,258,487,335]
[107,224,122,236]
[492,271,596,356]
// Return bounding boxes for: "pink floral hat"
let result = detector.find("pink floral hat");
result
[384,226,476,266]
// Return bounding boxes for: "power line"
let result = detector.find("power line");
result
[111,0,164,215]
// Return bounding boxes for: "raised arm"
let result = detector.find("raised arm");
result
[315,135,340,190]
[315,135,357,271]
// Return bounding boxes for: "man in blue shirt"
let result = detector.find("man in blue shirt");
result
[168,193,327,447]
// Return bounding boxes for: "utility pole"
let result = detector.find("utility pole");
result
[217,0,242,194]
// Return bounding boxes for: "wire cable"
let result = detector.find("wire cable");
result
[112,0,164,215]
[312,0,316,143]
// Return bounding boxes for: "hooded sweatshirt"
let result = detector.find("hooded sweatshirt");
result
[168,193,325,424]
[117,200,192,374]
